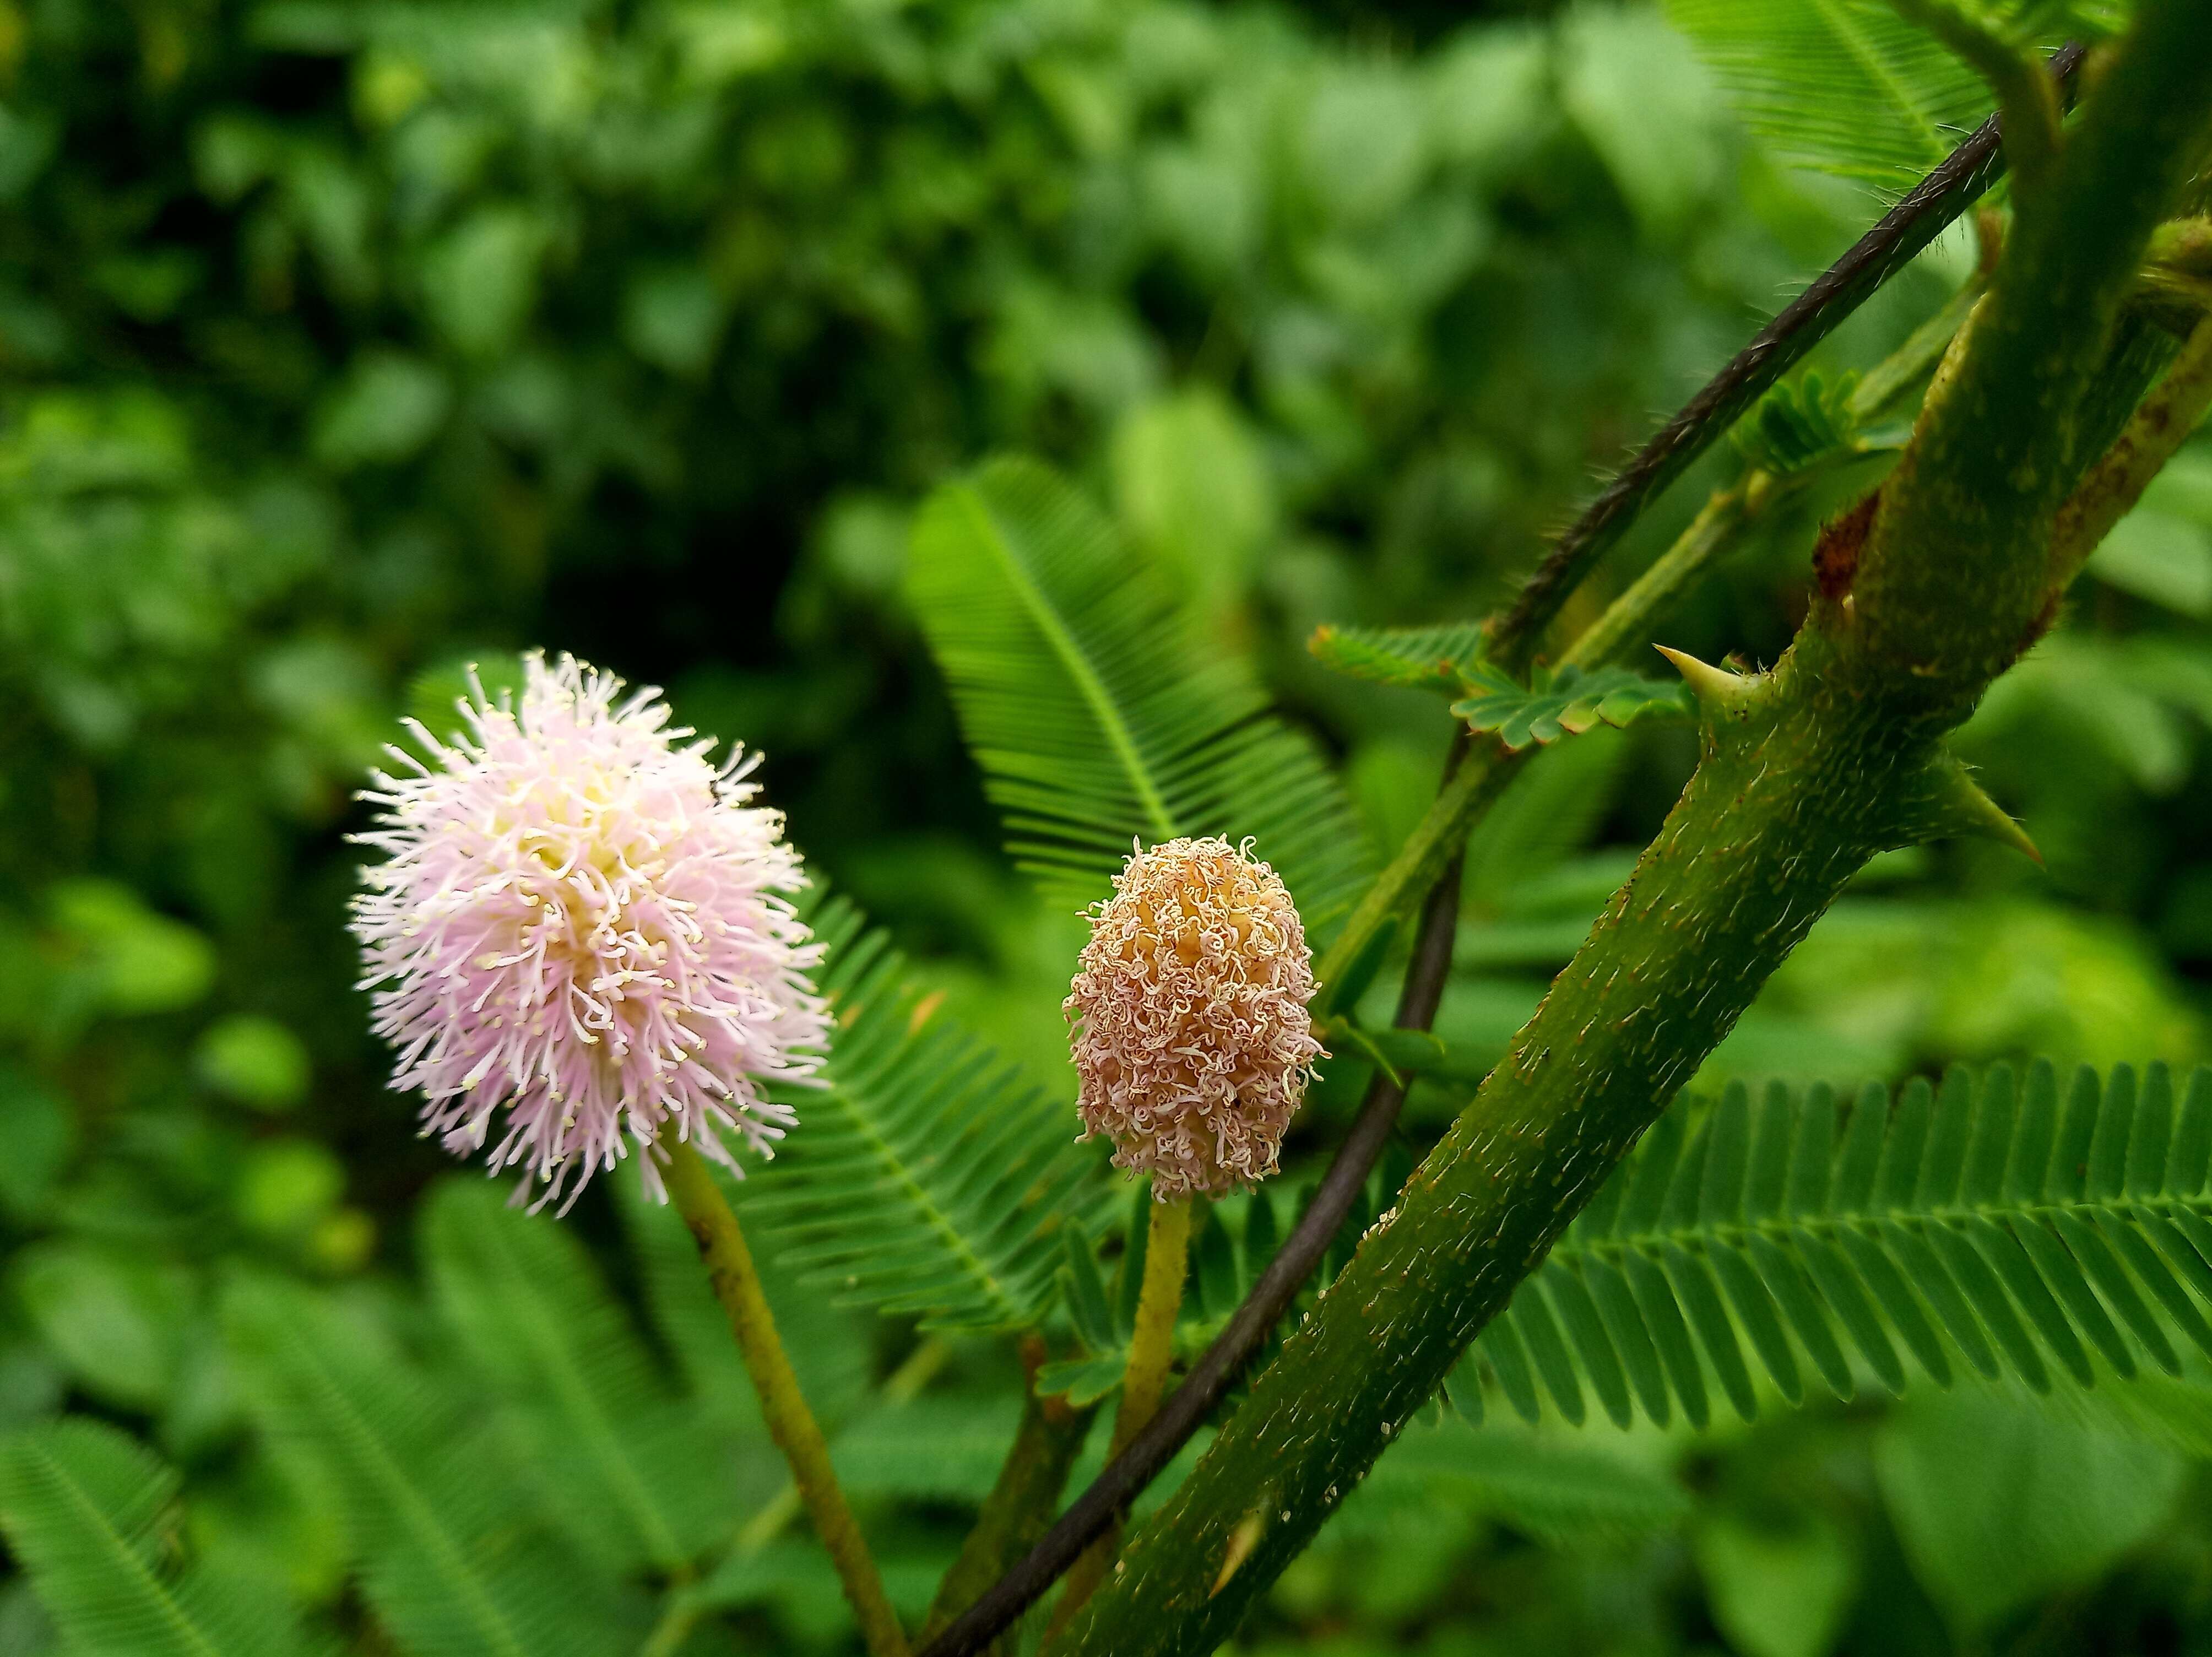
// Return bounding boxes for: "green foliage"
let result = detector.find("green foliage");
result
[1451,663,1695,750]
[1732,369,1872,475]
[0,1418,312,1657]
[1309,627,1691,749]
[1877,1386,2186,1629]
[223,1277,636,1657]
[1471,1063,2212,1430]
[735,897,1114,1334]
[1663,0,1994,187]
[422,1183,730,1573]
[909,456,1373,926]
[1307,624,1489,694]
[5,0,2212,1653]
[1341,1416,1691,1544]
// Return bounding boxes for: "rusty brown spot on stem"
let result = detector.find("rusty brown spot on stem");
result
[1812,489,1882,602]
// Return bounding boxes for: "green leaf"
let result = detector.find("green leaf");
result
[1307,622,1488,694]
[1340,1415,1690,1544]
[1451,663,1694,750]
[8,1243,190,1409]
[1662,0,1993,188]
[1695,1509,1859,1657]
[830,1395,1026,1505]
[224,1276,634,1657]
[0,1418,312,1657]
[908,455,1373,929]
[1465,1064,2212,1427]
[1732,369,1874,476]
[311,351,450,469]
[1877,1386,2185,1629]
[1110,388,1275,613]
[734,897,1114,1334]
[422,1182,733,1573]
[1033,1352,1127,1409]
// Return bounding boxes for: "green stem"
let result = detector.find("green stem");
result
[736,1337,955,1550]
[1055,9,2212,1654]
[1048,1194,1192,1636]
[1857,2,2212,696]
[1556,484,1760,673]
[2050,312,2212,584]
[924,1337,1099,1654]
[658,1133,910,1657]
[1112,1196,1195,1455]
[1313,467,1787,997]
[638,1590,701,1657]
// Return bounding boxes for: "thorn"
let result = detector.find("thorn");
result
[1916,751,2043,864]
[1653,645,1755,716]
[1212,1511,1266,1597]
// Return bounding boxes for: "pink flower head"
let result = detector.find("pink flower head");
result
[1065,836,1324,1200]
[350,653,828,1210]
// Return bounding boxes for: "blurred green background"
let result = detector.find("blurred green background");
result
[5,0,2212,1653]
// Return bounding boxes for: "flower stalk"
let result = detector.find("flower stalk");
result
[659,1129,910,1657]
[1049,1191,1193,1635]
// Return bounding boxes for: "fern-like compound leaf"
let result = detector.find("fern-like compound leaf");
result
[1662,0,1993,189]
[1468,1063,2212,1429]
[423,1183,734,1574]
[1733,369,1875,475]
[0,1419,312,1657]
[224,1277,634,1657]
[1305,622,1489,694]
[734,898,1114,1334]
[1452,663,1694,750]
[909,454,1373,930]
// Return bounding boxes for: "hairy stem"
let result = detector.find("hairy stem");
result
[1049,1195,1192,1632]
[1315,459,1792,995]
[658,1134,910,1657]
[1486,44,2084,670]
[737,1337,952,1555]
[1058,8,2212,1654]
[1313,245,1983,999]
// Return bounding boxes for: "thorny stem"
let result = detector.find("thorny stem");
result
[1306,175,2004,1001]
[1484,42,2086,672]
[658,1131,911,1657]
[918,120,2013,1657]
[1314,457,1794,996]
[1048,1193,1194,1634]
[918,50,2111,1657]
[2049,312,2212,584]
[1057,7,2212,1653]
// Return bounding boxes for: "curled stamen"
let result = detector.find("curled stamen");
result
[1065,837,1325,1200]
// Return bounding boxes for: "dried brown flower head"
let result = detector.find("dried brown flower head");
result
[1065,836,1324,1199]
